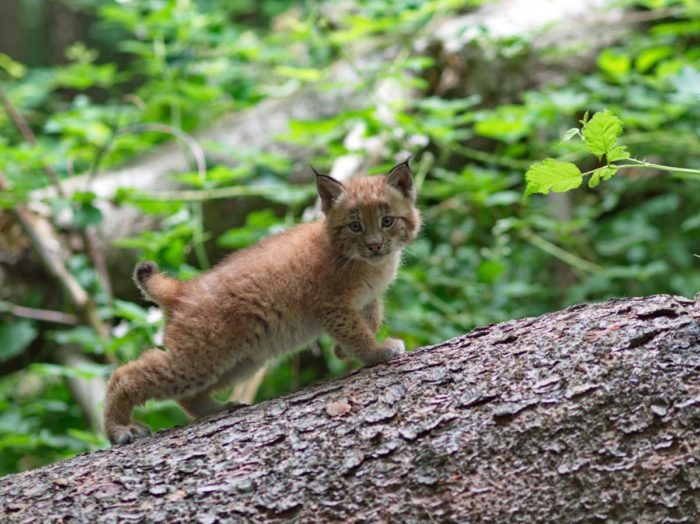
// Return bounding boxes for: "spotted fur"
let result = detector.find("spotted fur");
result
[103,162,421,445]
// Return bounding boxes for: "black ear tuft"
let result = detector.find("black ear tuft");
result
[315,169,345,213]
[386,159,416,201]
[134,261,157,284]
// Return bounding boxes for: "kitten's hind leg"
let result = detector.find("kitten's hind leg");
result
[178,357,262,418]
[104,348,213,445]
[177,390,227,419]
[177,390,245,419]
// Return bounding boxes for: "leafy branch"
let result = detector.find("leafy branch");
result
[524,110,700,196]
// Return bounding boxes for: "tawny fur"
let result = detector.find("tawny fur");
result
[103,162,421,445]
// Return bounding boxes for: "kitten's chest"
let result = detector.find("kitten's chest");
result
[352,254,401,308]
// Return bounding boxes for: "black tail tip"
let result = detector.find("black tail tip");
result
[134,261,157,283]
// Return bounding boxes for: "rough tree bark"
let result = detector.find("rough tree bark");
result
[2,294,699,522]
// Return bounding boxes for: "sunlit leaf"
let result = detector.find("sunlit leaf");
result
[0,53,26,78]
[635,46,674,73]
[588,166,617,188]
[274,66,325,82]
[525,159,582,196]
[581,110,624,160]
[598,49,631,77]
[606,145,630,163]
[112,300,150,323]
[474,105,532,143]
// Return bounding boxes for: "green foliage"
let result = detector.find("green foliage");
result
[525,109,700,195]
[0,321,37,363]
[1,0,700,476]
[525,159,582,195]
[581,110,626,161]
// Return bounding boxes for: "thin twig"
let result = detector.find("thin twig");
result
[118,123,207,181]
[0,86,65,197]
[123,184,315,202]
[521,229,601,274]
[84,227,113,302]
[114,123,211,269]
[0,300,80,325]
[0,173,110,339]
[1,174,110,429]
[450,143,534,170]
[85,128,117,190]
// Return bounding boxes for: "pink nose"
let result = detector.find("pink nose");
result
[366,243,382,252]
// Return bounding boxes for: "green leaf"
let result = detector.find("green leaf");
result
[474,105,532,143]
[524,159,582,196]
[579,110,589,126]
[598,49,631,77]
[0,53,26,78]
[73,203,103,228]
[606,145,630,163]
[274,66,325,82]
[48,326,103,354]
[635,46,674,73]
[0,321,37,363]
[217,209,282,249]
[671,66,700,100]
[112,300,149,323]
[582,110,624,160]
[71,191,97,205]
[561,128,581,142]
[477,260,505,284]
[588,166,618,188]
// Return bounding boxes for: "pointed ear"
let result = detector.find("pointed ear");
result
[386,159,416,201]
[314,168,345,213]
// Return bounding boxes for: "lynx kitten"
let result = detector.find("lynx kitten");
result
[104,161,421,444]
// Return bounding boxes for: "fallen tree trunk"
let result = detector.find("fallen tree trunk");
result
[2,294,699,522]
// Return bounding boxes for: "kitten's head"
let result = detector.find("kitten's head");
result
[316,160,421,264]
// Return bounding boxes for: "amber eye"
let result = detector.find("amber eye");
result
[348,221,363,233]
[381,216,395,228]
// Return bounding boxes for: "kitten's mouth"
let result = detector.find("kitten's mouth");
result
[362,251,390,262]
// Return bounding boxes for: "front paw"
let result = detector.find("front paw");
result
[370,338,405,364]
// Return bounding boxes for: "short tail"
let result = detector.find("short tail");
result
[133,261,182,310]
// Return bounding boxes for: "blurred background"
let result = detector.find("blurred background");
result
[0,0,698,475]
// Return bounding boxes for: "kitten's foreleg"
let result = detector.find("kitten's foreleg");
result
[363,299,384,332]
[334,300,383,359]
[323,307,404,365]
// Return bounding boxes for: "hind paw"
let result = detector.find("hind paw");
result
[108,422,152,446]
